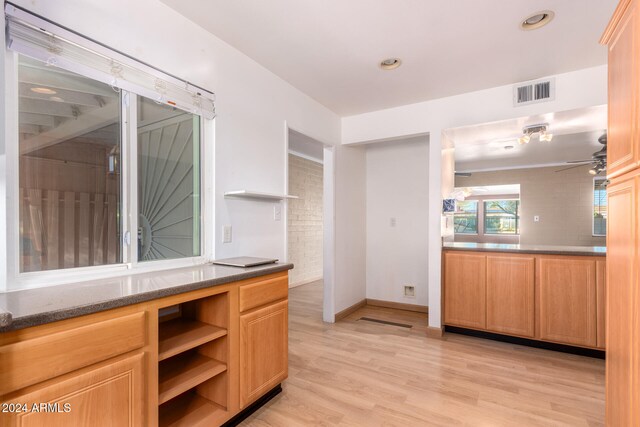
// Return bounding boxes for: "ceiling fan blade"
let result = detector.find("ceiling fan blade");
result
[455,172,472,177]
[565,160,595,164]
[555,163,593,172]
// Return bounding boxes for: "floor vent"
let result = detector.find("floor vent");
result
[358,317,412,328]
[513,78,554,106]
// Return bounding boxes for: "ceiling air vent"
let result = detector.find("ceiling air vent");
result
[513,78,555,106]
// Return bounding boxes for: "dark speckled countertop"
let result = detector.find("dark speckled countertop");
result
[443,242,606,257]
[0,262,293,332]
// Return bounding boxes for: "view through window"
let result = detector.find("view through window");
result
[593,179,607,236]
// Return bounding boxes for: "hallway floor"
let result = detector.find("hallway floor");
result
[241,281,605,426]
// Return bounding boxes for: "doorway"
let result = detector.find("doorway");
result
[285,126,334,322]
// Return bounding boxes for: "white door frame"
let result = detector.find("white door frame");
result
[283,121,336,323]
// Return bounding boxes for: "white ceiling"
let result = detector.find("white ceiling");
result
[160,0,616,116]
[447,105,607,171]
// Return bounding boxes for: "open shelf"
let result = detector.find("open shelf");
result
[159,319,227,362]
[159,392,227,427]
[159,353,227,404]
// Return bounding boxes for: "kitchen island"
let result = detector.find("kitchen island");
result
[442,242,605,353]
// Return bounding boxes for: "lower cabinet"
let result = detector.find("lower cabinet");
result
[2,353,145,427]
[443,252,486,329]
[538,257,597,347]
[443,250,606,350]
[486,255,535,338]
[239,299,288,409]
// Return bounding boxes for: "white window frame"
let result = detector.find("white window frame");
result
[593,177,607,237]
[3,50,214,290]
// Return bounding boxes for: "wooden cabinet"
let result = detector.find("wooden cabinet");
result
[602,0,640,421]
[486,255,535,338]
[239,299,288,409]
[604,176,638,425]
[605,0,639,178]
[443,252,487,329]
[0,270,290,427]
[537,257,597,347]
[443,251,605,349]
[1,353,145,427]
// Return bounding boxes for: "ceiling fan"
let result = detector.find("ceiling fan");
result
[555,133,607,175]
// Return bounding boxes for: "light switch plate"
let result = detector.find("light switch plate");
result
[534,215,540,222]
[223,225,232,243]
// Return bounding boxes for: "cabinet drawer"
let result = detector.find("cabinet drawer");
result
[0,311,146,395]
[239,275,288,313]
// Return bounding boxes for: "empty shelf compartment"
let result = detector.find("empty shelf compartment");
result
[159,353,227,404]
[159,318,227,361]
[159,392,227,427]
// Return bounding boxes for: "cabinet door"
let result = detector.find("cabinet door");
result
[605,176,638,425]
[1,353,145,427]
[538,257,597,347]
[596,259,606,349]
[486,255,535,338]
[240,299,288,408]
[443,252,486,329]
[607,0,639,178]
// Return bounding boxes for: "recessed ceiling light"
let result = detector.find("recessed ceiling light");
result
[521,11,554,31]
[504,145,515,150]
[380,58,401,70]
[30,87,57,95]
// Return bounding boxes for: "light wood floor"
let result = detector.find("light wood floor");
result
[241,281,605,426]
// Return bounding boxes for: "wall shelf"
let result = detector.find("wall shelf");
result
[224,190,298,201]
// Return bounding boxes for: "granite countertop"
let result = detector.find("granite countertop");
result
[443,242,606,257]
[0,262,293,333]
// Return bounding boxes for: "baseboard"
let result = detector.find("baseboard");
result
[334,299,367,321]
[426,326,444,338]
[289,276,323,289]
[222,384,282,426]
[366,298,428,314]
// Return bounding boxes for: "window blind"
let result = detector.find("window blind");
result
[5,3,216,119]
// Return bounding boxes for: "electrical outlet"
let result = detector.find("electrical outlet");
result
[274,205,282,221]
[223,225,232,243]
[404,285,415,298]
[390,217,397,227]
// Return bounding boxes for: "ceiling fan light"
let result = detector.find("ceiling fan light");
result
[588,167,598,175]
[518,135,530,145]
[539,132,553,142]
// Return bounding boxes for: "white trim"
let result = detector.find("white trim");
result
[288,149,323,164]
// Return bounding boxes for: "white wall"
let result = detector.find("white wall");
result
[333,144,367,314]
[366,137,429,306]
[3,0,368,314]
[342,65,608,329]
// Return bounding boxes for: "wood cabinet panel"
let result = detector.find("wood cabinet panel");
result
[607,0,639,178]
[597,259,607,349]
[538,257,597,347]
[486,255,535,338]
[444,252,487,329]
[0,312,146,395]
[240,299,288,408]
[605,176,638,425]
[239,274,288,313]
[1,353,145,427]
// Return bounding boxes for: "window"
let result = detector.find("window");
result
[593,179,607,236]
[6,7,215,284]
[19,57,123,272]
[137,97,201,261]
[484,200,520,235]
[454,200,478,234]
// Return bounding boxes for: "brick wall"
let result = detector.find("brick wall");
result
[288,154,323,286]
